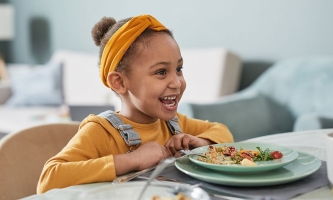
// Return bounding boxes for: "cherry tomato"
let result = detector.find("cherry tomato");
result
[271,151,283,159]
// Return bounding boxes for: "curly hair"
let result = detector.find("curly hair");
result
[91,16,173,75]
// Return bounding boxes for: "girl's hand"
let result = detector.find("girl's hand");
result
[164,133,212,155]
[131,141,172,171]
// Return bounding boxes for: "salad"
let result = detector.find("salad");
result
[197,145,283,166]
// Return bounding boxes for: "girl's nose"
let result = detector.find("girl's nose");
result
[168,74,182,89]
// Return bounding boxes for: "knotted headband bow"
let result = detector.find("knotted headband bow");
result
[100,14,168,87]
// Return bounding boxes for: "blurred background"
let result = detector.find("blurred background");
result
[1,0,333,138]
[1,0,333,89]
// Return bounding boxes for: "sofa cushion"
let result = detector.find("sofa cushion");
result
[293,113,333,131]
[189,92,294,141]
[180,48,242,103]
[251,56,333,117]
[5,61,63,106]
[50,50,122,110]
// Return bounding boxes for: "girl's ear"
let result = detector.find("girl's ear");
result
[107,72,127,94]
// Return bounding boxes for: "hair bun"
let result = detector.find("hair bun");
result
[91,17,116,46]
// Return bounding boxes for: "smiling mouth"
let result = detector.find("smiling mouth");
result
[159,96,176,107]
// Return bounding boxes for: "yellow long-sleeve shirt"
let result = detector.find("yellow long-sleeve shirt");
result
[37,112,233,194]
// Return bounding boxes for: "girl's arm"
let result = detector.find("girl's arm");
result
[114,141,171,174]
[164,113,234,154]
[177,112,234,144]
[37,120,171,194]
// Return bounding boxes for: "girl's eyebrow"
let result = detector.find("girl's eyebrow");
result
[150,61,169,69]
[149,58,183,69]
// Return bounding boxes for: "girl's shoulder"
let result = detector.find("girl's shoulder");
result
[79,114,117,133]
[176,112,193,122]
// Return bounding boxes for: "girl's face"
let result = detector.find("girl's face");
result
[120,33,186,124]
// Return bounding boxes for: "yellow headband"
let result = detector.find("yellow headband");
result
[100,14,168,87]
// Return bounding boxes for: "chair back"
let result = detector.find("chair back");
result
[0,122,80,200]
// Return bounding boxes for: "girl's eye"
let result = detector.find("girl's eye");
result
[177,66,183,73]
[156,69,167,75]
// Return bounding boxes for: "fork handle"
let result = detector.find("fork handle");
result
[112,166,156,184]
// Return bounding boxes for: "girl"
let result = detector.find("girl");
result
[37,14,233,194]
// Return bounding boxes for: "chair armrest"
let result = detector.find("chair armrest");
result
[293,113,333,131]
[180,91,294,141]
[0,80,11,104]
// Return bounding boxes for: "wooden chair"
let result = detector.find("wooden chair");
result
[0,122,80,200]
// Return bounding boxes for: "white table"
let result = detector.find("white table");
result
[245,128,333,199]
[23,129,333,200]
[0,106,71,135]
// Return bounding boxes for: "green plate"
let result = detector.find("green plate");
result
[175,151,321,186]
[189,142,299,173]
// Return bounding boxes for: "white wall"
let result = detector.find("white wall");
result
[8,0,333,64]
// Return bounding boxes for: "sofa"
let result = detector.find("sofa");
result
[178,56,333,142]
[0,48,242,136]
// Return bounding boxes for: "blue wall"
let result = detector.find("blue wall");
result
[4,0,333,86]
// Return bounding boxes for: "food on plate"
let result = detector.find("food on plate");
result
[271,150,283,159]
[197,145,284,166]
[240,158,257,166]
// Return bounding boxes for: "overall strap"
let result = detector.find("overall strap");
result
[98,110,182,148]
[166,116,182,135]
[98,110,142,147]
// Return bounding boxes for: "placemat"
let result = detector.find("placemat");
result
[138,161,329,200]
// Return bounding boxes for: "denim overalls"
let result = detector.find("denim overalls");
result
[98,110,182,152]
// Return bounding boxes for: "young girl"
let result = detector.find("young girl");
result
[37,14,233,194]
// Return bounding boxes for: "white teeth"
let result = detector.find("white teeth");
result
[160,96,176,107]
[161,96,176,100]
[165,102,176,107]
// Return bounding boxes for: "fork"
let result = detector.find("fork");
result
[137,157,176,200]
[177,149,207,158]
